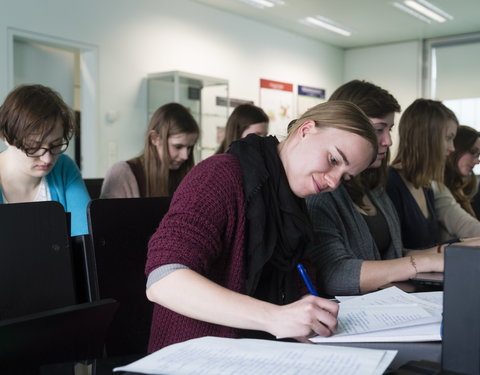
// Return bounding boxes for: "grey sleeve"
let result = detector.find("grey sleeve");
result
[146,264,190,289]
[306,189,366,296]
[433,182,480,241]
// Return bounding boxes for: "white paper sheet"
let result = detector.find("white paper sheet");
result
[313,287,443,343]
[336,289,443,310]
[312,322,441,343]
[114,336,397,375]
[339,287,443,317]
[411,291,443,306]
[336,304,440,336]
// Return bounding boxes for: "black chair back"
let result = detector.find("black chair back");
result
[0,201,117,371]
[87,197,171,357]
[0,201,76,319]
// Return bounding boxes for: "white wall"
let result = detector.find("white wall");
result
[344,40,423,157]
[0,0,344,177]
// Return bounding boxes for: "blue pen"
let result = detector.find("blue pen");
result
[297,263,319,297]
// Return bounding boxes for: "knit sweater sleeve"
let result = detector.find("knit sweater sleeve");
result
[145,154,245,284]
[306,186,367,296]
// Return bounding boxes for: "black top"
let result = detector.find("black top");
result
[361,203,392,258]
[386,167,439,249]
[126,157,147,197]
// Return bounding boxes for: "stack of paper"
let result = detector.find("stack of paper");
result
[312,286,443,343]
[114,336,397,375]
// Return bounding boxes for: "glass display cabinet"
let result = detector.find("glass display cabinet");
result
[147,71,229,161]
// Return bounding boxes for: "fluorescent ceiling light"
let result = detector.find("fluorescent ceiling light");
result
[238,0,284,9]
[393,2,432,23]
[393,0,453,24]
[301,16,352,37]
[416,0,453,20]
[405,0,446,22]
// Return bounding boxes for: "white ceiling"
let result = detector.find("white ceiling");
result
[192,0,480,49]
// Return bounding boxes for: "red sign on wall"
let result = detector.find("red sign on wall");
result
[260,78,293,92]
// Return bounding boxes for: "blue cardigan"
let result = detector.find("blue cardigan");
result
[0,154,90,236]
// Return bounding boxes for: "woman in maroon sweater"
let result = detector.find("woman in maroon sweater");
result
[145,100,378,351]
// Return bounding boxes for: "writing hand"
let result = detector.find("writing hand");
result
[266,295,339,339]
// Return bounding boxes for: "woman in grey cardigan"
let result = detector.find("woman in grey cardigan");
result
[306,80,444,296]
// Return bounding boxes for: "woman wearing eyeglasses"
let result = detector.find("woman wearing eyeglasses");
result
[433,125,480,241]
[0,84,90,236]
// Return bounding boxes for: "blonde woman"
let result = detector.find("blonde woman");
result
[145,101,378,351]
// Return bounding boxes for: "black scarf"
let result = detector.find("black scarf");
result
[228,135,313,306]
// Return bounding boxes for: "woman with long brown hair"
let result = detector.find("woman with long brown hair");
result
[101,102,199,198]
[386,99,458,249]
[216,103,269,154]
[434,125,480,240]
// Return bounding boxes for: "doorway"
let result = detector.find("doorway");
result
[7,28,99,177]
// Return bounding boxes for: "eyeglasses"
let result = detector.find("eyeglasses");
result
[23,142,69,157]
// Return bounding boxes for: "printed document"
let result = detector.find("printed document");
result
[312,287,443,343]
[114,336,397,375]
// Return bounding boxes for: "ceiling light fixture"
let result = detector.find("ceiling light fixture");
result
[300,16,352,37]
[393,0,453,23]
[393,2,432,23]
[238,0,284,9]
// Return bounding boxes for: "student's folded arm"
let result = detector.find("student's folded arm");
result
[359,253,443,294]
[146,268,339,339]
[405,246,439,256]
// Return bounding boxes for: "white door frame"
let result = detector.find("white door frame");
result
[7,27,99,177]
